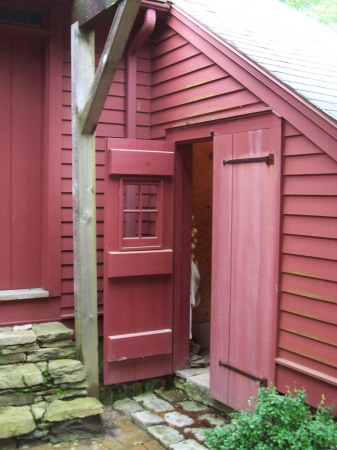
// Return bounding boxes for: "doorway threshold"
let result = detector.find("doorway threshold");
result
[174,367,232,414]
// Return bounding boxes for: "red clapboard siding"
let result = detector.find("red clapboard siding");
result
[278,349,337,379]
[152,32,188,58]
[283,122,301,137]
[152,77,243,112]
[284,135,323,156]
[283,174,337,196]
[152,65,229,99]
[279,330,337,367]
[283,196,337,218]
[276,366,337,415]
[282,254,337,283]
[278,133,337,398]
[281,273,337,303]
[151,90,259,126]
[150,30,265,138]
[280,293,337,325]
[280,312,337,347]
[152,42,200,72]
[152,53,213,85]
[283,235,337,261]
[283,216,337,239]
[60,33,152,316]
[284,154,337,175]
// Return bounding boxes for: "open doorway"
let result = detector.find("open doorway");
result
[190,141,213,368]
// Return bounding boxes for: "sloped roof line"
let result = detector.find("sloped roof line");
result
[169,0,337,124]
[167,4,337,160]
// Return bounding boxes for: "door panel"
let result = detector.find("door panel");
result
[210,117,281,410]
[104,138,175,384]
[0,35,44,289]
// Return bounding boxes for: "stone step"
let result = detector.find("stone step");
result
[44,397,104,422]
[0,406,36,439]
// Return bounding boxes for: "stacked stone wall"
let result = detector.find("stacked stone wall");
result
[0,322,103,444]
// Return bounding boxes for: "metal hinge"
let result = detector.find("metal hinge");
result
[223,154,274,166]
[219,361,268,387]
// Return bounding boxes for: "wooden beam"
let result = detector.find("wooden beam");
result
[71,22,99,398]
[80,0,141,135]
[72,0,120,27]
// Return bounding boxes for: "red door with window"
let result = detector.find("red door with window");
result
[103,138,181,384]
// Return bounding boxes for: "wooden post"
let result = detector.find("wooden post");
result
[71,0,141,397]
[71,23,99,398]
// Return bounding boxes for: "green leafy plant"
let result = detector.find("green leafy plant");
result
[205,387,337,449]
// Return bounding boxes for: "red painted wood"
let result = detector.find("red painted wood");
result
[210,116,281,410]
[209,133,233,406]
[152,43,200,72]
[152,32,188,59]
[280,292,337,325]
[281,273,336,303]
[283,175,337,196]
[107,148,174,176]
[283,122,301,137]
[103,139,179,384]
[283,235,337,261]
[0,37,12,290]
[277,349,337,379]
[152,53,213,86]
[0,298,61,326]
[152,77,243,112]
[279,330,337,367]
[283,196,337,218]
[107,250,173,277]
[172,145,192,372]
[283,216,337,239]
[276,366,337,414]
[152,65,229,99]
[282,254,337,282]
[107,329,172,362]
[0,35,44,290]
[280,312,337,347]
[284,135,323,156]
[284,154,337,175]
[104,354,172,385]
[151,90,260,127]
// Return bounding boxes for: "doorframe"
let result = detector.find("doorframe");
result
[0,1,63,298]
[168,109,282,385]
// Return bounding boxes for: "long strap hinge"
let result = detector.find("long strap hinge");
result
[219,361,268,387]
[223,154,274,166]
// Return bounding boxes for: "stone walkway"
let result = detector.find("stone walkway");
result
[16,371,230,450]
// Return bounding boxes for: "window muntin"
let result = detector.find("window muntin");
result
[121,179,162,249]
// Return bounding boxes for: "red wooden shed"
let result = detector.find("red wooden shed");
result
[0,0,336,411]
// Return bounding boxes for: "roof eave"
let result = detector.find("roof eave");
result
[169,5,337,160]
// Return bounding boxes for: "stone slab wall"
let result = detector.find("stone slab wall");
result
[0,322,103,444]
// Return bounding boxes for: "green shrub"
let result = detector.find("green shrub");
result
[205,387,337,449]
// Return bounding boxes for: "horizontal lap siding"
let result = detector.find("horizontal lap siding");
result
[150,30,267,139]
[277,125,337,393]
[60,36,151,319]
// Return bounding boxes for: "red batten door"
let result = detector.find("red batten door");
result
[210,116,282,410]
[103,138,175,384]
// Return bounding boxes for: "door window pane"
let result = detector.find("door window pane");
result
[123,184,139,210]
[141,212,157,237]
[122,180,160,245]
[123,212,139,238]
[141,184,158,210]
